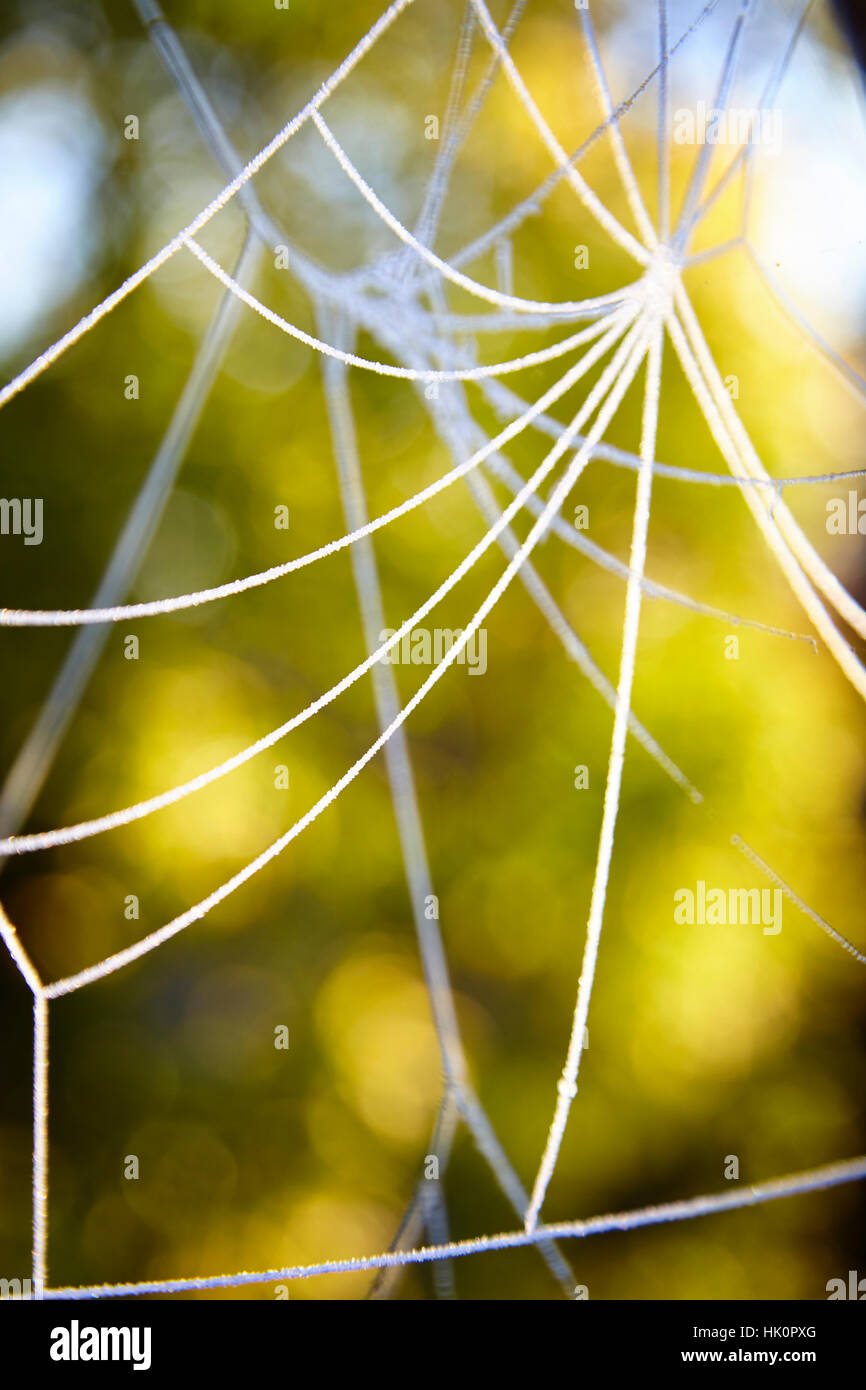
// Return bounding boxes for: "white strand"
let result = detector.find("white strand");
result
[0,313,630,630]
[0,900,42,995]
[731,836,866,965]
[450,1,722,275]
[658,1,670,243]
[577,5,659,249]
[32,994,49,1301]
[670,287,866,682]
[184,236,630,380]
[480,377,866,491]
[317,307,574,1293]
[427,408,702,803]
[483,452,817,646]
[1,322,635,862]
[311,111,637,317]
[525,322,662,1232]
[672,0,752,253]
[743,245,866,406]
[689,0,812,237]
[43,319,649,998]
[684,237,743,269]
[42,1153,866,1297]
[666,312,866,688]
[0,0,416,411]
[0,904,50,1300]
[467,0,651,267]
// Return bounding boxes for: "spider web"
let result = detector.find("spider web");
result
[1,0,865,1301]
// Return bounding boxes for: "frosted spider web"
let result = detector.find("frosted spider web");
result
[1,0,865,1301]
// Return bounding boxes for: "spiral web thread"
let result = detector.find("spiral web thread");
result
[1,0,865,1299]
